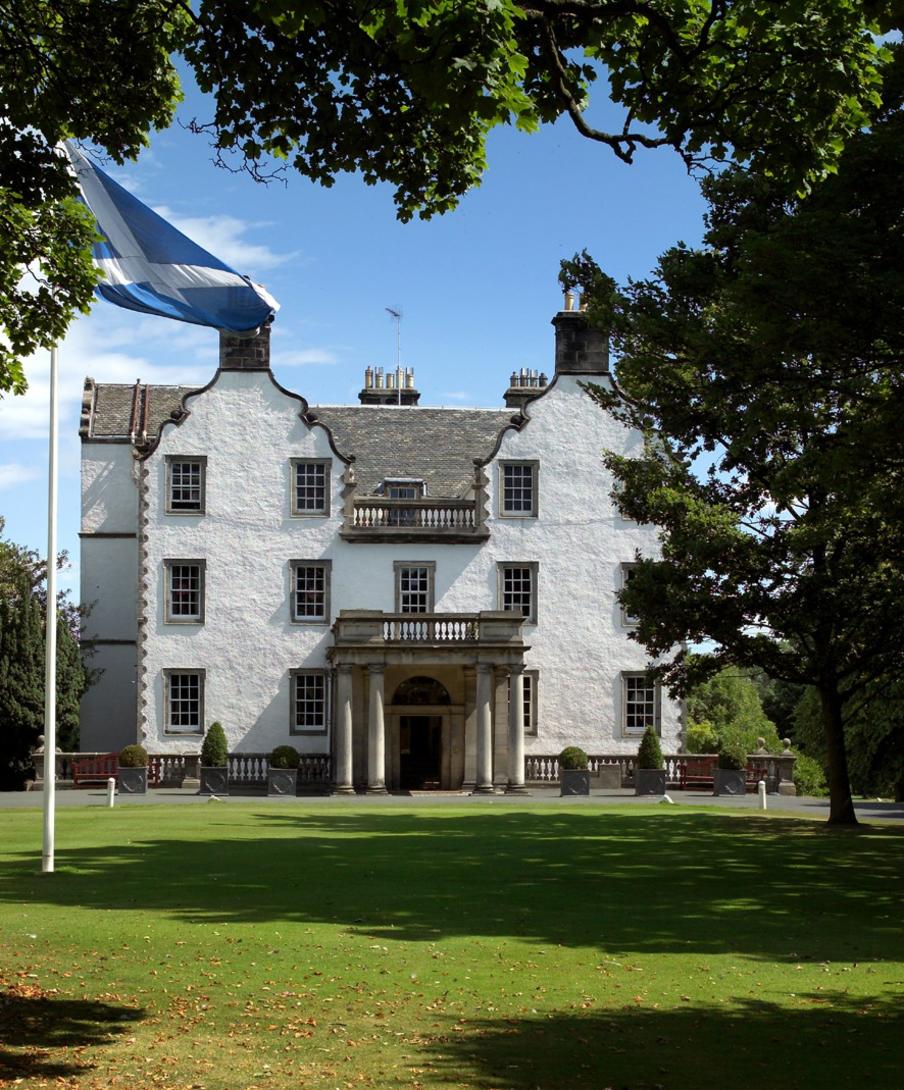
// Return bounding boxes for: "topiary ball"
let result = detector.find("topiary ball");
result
[559,746,589,771]
[119,744,148,768]
[270,745,300,770]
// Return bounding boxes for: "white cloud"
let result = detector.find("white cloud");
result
[0,463,41,490]
[442,391,472,402]
[152,206,293,274]
[0,310,216,443]
[274,348,337,367]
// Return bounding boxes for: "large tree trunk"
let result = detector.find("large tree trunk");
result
[818,681,857,825]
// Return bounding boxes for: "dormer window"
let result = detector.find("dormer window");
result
[380,478,426,499]
[381,478,425,528]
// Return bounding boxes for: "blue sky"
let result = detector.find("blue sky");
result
[0,69,707,596]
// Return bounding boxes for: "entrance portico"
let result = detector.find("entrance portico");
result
[327,611,529,794]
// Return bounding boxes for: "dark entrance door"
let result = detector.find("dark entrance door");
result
[399,715,442,789]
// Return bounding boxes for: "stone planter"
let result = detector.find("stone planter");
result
[117,766,148,794]
[713,768,747,796]
[200,766,229,795]
[634,768,667,796]
[560,769,591,796]
[267,768,298,797]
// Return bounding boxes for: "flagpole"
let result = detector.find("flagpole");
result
[41,342,59,874]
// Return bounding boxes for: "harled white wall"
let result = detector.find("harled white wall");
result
[80,442,139,750]
[137,368,680,757]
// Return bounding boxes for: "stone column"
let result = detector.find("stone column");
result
[367,664,388,794]
[506,664,528,794]
[474,663,495,794]
[333,664,355,794]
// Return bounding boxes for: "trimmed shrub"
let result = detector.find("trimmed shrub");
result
[793,753,829,797]
[718,739,747,770]
[119,744,148,768]
[558,746,589,771]
[636,726,663,770]
[200,722,228,767]
[270,745,300,770]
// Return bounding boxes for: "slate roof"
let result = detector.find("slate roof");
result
[310,405,516,497]
[82,381,518,497]
[84,382,195,440]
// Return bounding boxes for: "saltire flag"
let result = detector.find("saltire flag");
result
[65,142,279,332]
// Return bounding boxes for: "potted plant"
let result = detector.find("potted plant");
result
[713,739,748,795]
[199,721,229,795]
[268,745,300,796]
[559,746,591,796]
[634,727,666,795]
[117,744,149,794]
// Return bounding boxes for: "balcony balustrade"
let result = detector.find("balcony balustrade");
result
[331,610,525,659]
[341,497,487,542]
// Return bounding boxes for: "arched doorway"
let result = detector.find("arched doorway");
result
[392,676,451,790]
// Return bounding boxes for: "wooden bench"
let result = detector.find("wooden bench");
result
[678,759,769,792]
[71,753,119,786]
[679,757,716,790]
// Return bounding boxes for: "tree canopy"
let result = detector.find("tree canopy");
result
[685,667,780,755]
[0,521,90,788]
[0,1,896,393]
[564,47,904,824]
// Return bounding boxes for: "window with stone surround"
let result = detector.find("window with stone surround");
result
[620,562,639,626]
[497,562,538,624]
[622,672,660,736]
[394,562,435,613]
[291,669,328,735]
[291,459,330,516]
[508,670,539,737]
[165,456,206,514]
[164,670,205,734]
[290,560,331,623]
[499,461,538,517]
[164,560,205,623]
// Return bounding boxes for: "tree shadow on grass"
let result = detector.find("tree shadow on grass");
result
[416,991,903,1090]
[1,810,902,963]
[0,984,143,1081]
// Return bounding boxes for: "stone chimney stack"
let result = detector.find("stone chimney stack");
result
[219,324,271,371]
[552,292,609,375]
[504,368,548,409]
[359,365,420,405]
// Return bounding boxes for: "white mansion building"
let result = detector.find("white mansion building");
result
[79,301,681,791]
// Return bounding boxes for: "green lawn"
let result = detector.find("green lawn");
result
[0,804,901,1090]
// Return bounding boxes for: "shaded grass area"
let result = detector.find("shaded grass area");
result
[0,805,901,1089]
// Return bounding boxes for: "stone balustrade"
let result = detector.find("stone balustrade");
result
[29,750,331,789]
[342,498,487,542]
[30,748,794,793]
[525,751,797,793]
[333,610,523,649]
[353,497,476,530]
